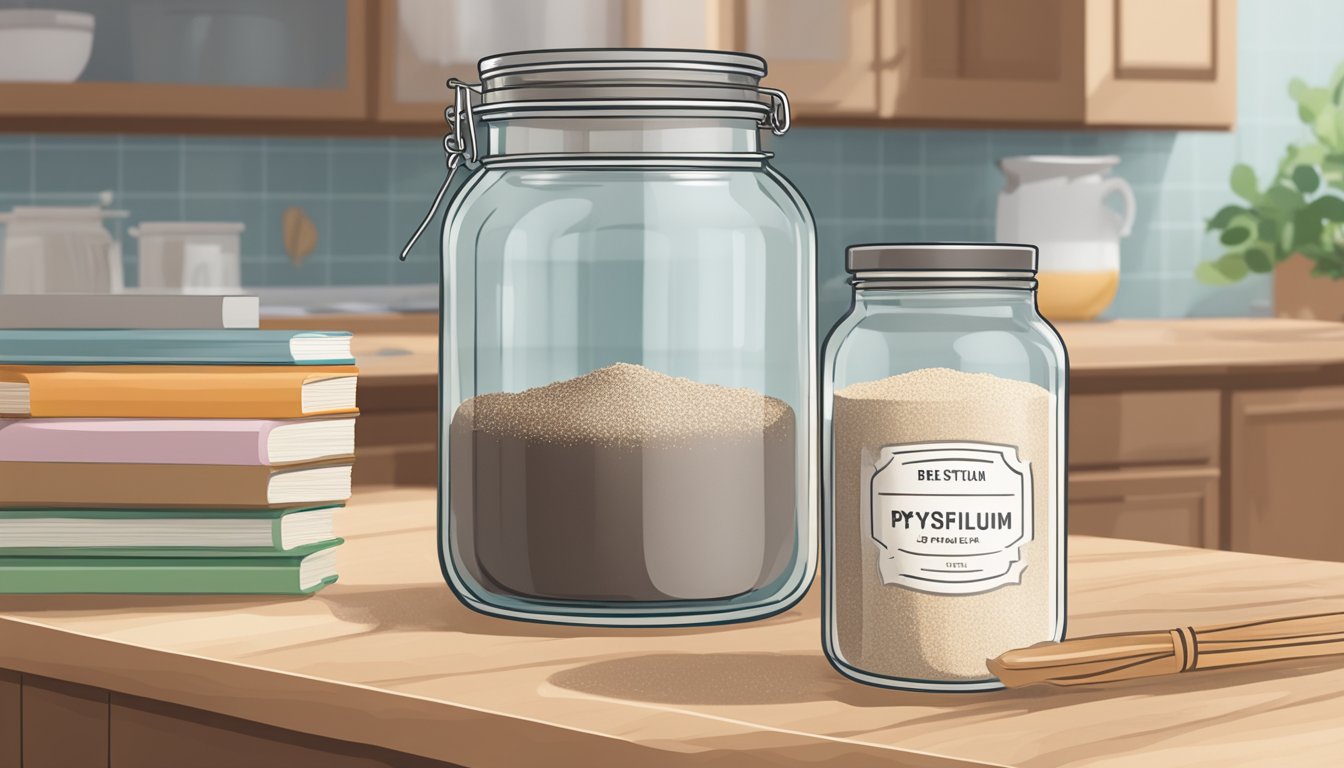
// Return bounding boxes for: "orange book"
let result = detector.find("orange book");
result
[0,365,358,419]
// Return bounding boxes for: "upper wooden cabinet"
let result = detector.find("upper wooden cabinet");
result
[1085,0,1236,127]
[729,0,883,119]
[0,0,1236,132]
[0,0,369,129]
[880,0,1234,127]
[377,0,737,124]
[881,0,1083,123]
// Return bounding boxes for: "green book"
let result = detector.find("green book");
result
[0,329,353,365]
[0,506,339,553]
[0,539,341,595]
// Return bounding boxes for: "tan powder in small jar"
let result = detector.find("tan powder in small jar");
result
[832,368,1059,685]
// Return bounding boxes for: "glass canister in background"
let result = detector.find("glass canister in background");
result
[429,50,816,626]
[821,243,1067,690]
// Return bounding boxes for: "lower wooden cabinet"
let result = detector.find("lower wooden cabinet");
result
[2,669,456,768]
[1229,386,1344,561]
[1069,466,1220,548]
[1,670,19,768]
[1071,379,1344,561]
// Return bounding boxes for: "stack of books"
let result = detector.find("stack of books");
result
[0,295,358,595]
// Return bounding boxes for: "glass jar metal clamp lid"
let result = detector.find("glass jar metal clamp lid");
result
[425,49,818,627]
[821,243,1068,691]
[400,49,793,258]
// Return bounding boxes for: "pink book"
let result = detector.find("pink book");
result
[0,417,355,466]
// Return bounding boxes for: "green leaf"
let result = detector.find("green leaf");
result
[1332,60,1344,104]
[1280,221,1297,253]
[1307,195,1344,222]
[1291,78,1330,122]
[1215,253,1250,282]
[1195,261,1231,285]
[1258,218,1280,245]
[1196,256,1253,285]
[1206,204,1248,231]
[1220,225,1252,246]
[1293,165,1322,193]
[1300,243,1332,260]
[1293,144,1329,166]
[1263,185,1306,213]
[1325,154,1344,191]
[1294,208,1325,248]
[1315,108,1344,150]
[1244,248,1274,273]
[1230,164,1260,203]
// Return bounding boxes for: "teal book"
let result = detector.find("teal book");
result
[0,330,353,365]
[0,539,341,595]
[0,506,340,552]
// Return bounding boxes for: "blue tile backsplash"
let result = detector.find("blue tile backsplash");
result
[0,0,1340,327]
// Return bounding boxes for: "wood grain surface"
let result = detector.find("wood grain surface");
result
[3,488,1344,766]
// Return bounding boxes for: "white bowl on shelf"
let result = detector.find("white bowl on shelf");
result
[0,10,95,83]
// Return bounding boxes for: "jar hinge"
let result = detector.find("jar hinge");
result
[399,79,482,261]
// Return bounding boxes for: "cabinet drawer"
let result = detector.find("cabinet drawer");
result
[1070,390,1220,468]
[1069,466,1219,548]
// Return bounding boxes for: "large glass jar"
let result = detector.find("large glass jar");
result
[436,50,816,626]
[821,244,1068,690]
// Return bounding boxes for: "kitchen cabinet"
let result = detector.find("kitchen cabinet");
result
[1229,386,1344,562]
[376,0,736,124]
[1069,467,1220,548]
[1068,389,1221,548]
[1060,318,1344,560]
[1,0,1236,132]
[5,671,449,767]
[881,0,1084,123]
[1084,0,1237,127]
[732,0,884,119]
[880,0,1234,128]
[0,0,370,130]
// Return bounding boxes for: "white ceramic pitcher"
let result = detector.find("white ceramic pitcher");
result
[996,155,1135,321]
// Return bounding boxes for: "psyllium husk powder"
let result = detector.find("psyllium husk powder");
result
[832,367,1057,684]
[450,363,796,603]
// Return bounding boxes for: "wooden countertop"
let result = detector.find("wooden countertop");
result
[1058,318,1344,381]
[346,318,1344,386]
[3,488,1343,767]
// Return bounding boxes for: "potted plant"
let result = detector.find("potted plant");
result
[1199,63,1344,320]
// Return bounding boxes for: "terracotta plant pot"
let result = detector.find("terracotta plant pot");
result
[1274,254,1344,321]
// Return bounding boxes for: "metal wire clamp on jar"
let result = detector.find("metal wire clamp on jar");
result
[821,243,1068,690]
[404,49,817,627]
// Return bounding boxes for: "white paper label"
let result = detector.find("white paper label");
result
[867,441,1033,595]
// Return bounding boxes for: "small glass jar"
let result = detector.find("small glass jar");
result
[821,243,1067,691]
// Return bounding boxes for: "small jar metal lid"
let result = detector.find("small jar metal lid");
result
[846,243,1038,274]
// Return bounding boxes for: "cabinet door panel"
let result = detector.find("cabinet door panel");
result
[1084,0,1235,127]
[1070,467,1219,548]
[0,670,18,768]
[22,675,109,768]
[0,0,368,124]
[1070,391,1220,469]
[1230,387,1344,562]
[883,0,1083,122]
[735,0,881,117]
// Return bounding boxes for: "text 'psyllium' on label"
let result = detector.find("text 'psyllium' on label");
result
[866,441,1033,595]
